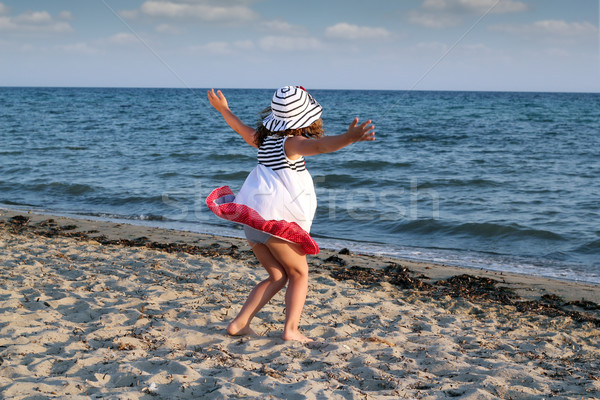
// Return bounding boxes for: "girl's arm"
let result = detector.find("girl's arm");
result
[285,117,375,158]
[207,89,257,148]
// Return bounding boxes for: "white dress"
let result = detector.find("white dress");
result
[206,135,319,254]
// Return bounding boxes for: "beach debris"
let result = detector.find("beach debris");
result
[8,215,29,226]
[332,265,380,285]
[436,274,517,303]
[330,262,433,291]
[540,293,565,307]
[338,248,351,255]
[385,264,433,290]
[260,365,283,379]
[363,336,395,347]
[10,218,89,238]
[54,252,71,261]
[327,261,600,326]
[534,294,600,311]
[566,299,600,310]
[10,217,248,259]
[38,218,56,227]
[324,255,347,266]
[4,215,31,233]
[142,382,159,395]
[437,274,600,326]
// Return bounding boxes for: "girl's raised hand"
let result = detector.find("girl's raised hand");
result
[207,89,229,113]
[346,117,375,143]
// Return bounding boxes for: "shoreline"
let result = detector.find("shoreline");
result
[1,208,598,304]
[3,206,598,287]
[1,208,599,399]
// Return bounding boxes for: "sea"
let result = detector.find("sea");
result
[1,87,599,284]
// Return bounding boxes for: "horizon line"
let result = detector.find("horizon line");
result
[1,85,599,95]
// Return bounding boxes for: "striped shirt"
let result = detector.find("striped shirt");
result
[258,135,306,172]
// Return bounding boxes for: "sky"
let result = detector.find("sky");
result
[0,0,598,92]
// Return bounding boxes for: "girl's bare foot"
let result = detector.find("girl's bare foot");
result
[282,331,313,343]
[227,321,257,336]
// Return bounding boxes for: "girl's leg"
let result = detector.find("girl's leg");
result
[265,237,311,342]
[227,241,288,336]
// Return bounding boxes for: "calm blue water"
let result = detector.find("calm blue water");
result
[1,87,599,283]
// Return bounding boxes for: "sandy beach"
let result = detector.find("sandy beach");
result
[0,209,599,399]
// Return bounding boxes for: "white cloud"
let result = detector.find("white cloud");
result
[59,42,100,55]
[490,0,527,13]
[14,11,52,24]
[325,23,391,40]
[233,40,254,51]
[190,40,255,55]
[119,9,139,19]
[0,7,73,33]
[155,23,181,34]
[409,11,461,28]
[414,41,449,53]
[0,17,12,30]
[411,0,527,28]
[139,1,257,22]
[412,41,502,61]
[423,0,527,14]
[55,32,143,55]
[490,20,598,36]
[196,41,230,54]
[260,19,305,35]
[58,11,73,20]
[107,32,139,45]
[258,36,324,52]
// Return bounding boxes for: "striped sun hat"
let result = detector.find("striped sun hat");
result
[262,86,323,132]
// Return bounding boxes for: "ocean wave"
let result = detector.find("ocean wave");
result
[0,200,39,207]
[574,239,600,254]
[30,146,63,152]
[206,153,254,162]
[1,166,32,175]
[389,219,565,242]
[416,178,502,189]
[218,170,252,180]
[158,172,179,178]
[136,213,169,221]
[94,195,168,206]
[168,152,205,160]
[74,211,170,222]
[0,150,24,156]
[338,159,412,170]
[518,113,555,123]
[313,174,358,188]
[25,182,97,196]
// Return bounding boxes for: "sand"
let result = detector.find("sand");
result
[0,209,599,399]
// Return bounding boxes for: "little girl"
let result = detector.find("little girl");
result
[206,86,374,342]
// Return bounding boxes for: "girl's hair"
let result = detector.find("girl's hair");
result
[255,107,324,147]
